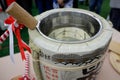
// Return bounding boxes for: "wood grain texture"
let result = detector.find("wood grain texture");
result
[109,41,120,55]
[109,52,120,74]
[6,2,38,30]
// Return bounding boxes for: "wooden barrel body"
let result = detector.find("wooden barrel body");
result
[29,9,112,80]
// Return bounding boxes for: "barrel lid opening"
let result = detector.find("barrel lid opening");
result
[37,11,102,43]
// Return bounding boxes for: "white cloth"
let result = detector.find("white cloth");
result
[53,0,73,8]
[110,0,120,9]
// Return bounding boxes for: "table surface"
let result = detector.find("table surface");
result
[0,28,120,80]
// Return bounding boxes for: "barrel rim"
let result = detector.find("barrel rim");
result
[36,9,103,44]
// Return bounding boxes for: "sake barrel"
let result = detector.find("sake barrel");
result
[29,9,112,80]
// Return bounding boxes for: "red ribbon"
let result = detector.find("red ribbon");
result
[19,75,35,80]
[19,76,30,80]
[4,16,15,24]
[5,16,31,60]
[6,0,16,6]
[12,24,31,60]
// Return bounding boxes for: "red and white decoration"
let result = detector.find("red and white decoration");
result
[0,16,31,61]
[19,53,35,80]
[0,16,35,79]
[0,30,9,44]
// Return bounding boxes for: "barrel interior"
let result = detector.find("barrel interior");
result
[38,11,102,43]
